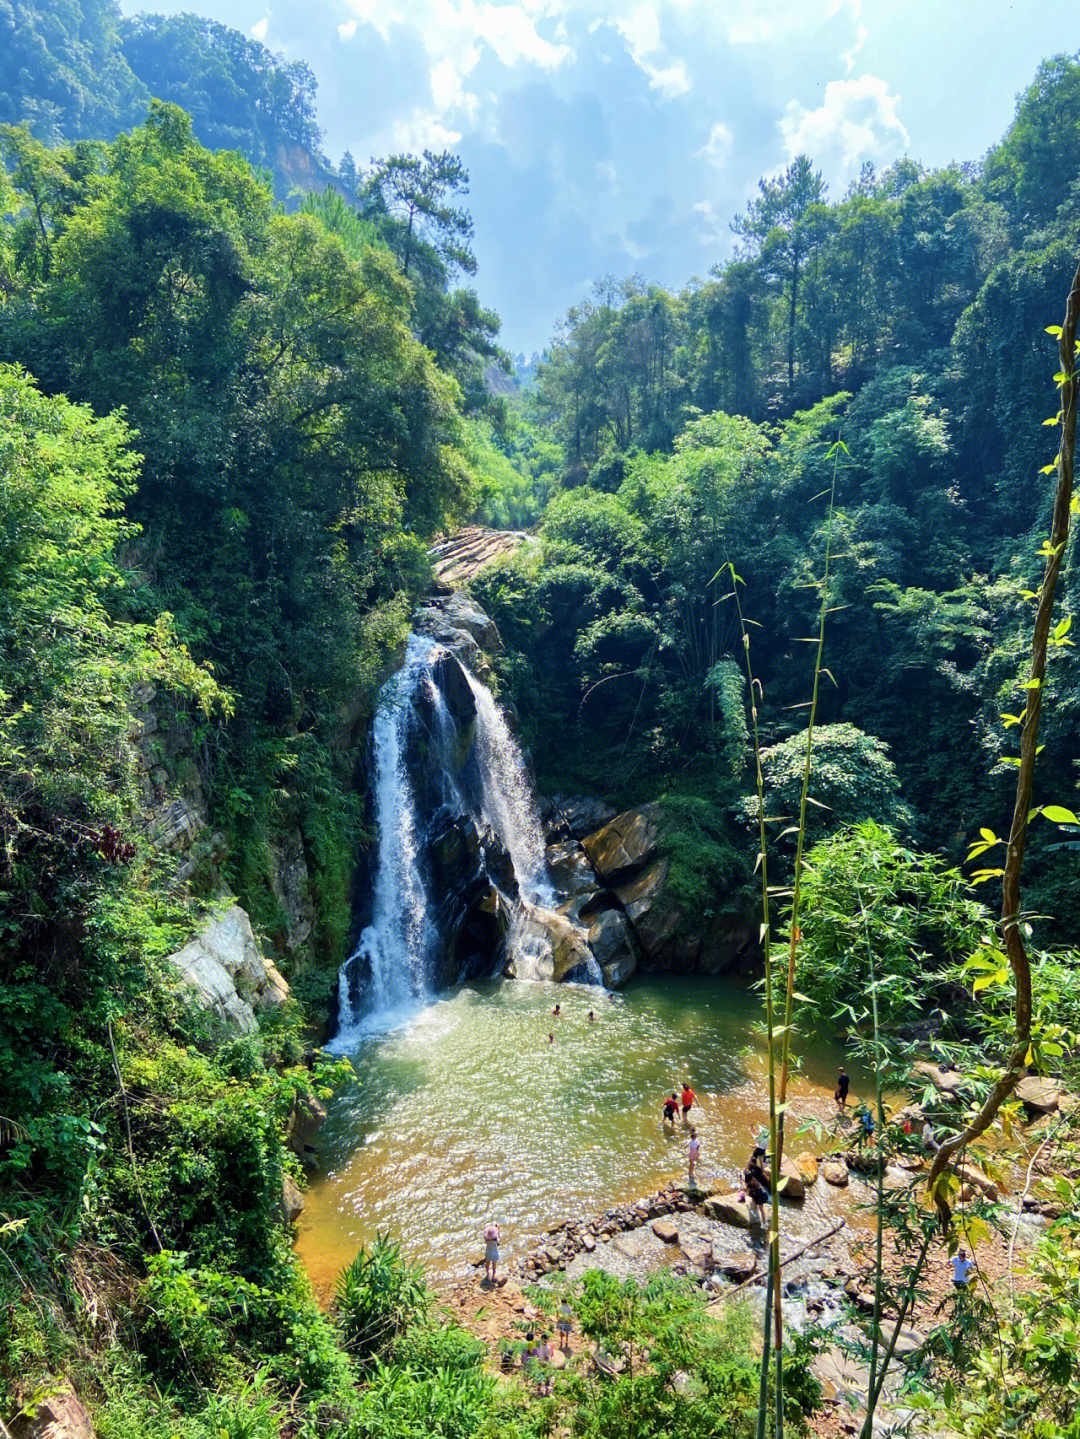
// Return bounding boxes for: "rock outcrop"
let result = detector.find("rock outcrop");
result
[168,904,289,1033]
[505,901,597,983]
[539,798,753,979]
[430,527,532,587]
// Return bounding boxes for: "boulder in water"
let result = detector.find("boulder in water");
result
[588,909,637,988]
[703,1194,752,1227]
[505,902,596,983]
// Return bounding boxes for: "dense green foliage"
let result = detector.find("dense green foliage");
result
[477,55,1080,941]
[0,99,497,1436]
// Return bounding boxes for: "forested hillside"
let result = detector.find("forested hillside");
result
[476,54,1080,942]
[3,10,1080,1439]
[1,0,335,196]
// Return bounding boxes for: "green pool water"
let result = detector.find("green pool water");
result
[296,975,864,1292]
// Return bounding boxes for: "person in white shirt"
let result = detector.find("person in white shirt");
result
[688,1126,701,1180]
[950,1248,974,1288]
[483,1221,501,1283]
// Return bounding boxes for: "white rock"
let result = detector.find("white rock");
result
[169,904,289,1032]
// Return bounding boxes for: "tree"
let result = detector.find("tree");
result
[0,0,147,142]
[740,723,912,841]
[732,153,827,394]
[361,149,475,282]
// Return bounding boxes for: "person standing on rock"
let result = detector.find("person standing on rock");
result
[483,1221,501,1284]
[744,1146,771,1227]
[687,1126,701,1181]
[681,1081,696,1122]
[557,1300,573,1352]
[835,1067,850,1112]
[663,1093,679,1127]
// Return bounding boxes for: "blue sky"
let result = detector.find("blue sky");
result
[119,0,1078,353]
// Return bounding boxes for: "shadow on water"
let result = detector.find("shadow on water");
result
[297,973,869,1293]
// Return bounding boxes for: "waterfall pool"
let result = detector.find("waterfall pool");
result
[295,974,869,1294]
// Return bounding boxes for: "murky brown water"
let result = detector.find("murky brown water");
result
[296,975,870,1294]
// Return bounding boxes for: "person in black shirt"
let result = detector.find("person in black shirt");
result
[744,1146,771,1227]
[835,1067,850,1112]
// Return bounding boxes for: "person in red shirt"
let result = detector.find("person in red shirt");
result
[680,1082,696,1121]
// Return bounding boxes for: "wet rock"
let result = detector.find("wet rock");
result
[703,1194,752,1228]
[281,1174,305,1226]
[652,1218,679,1243]
[1016,1075,1066,1115]
[676,1176,723,1202]
[584,805,664,880]
[287,1091,327,1162]
[955,1160,999,1201]
[887,1325,927,1360]
[544,794,618,841]
[546,839,596,896]
[913,1060,967,1096]
[440,591,502,650]
[716,1248,757,1282]
[589,910,638,988]
[168,904,289,1034]
[679,1237,713,1270]
[814,1347,872,1406]
[778,1154,806,1201]
[505,901,595,983]
[795,1152,819,1185]
[823,1159,849,1187]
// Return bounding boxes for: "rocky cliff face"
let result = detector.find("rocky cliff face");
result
[539,795,754,982]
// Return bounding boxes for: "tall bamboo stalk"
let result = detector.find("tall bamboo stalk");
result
[727,568,784,1437]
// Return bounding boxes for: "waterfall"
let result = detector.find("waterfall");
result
[333,628,594,1039]
[462,669,554,906]
[342,635,439,1026]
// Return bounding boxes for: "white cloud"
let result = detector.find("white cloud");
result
[843,22,869,73]
[251,15,269,39]
[692,198,725,246]
[780,73,908,179]
[386,108,464,150]
[613,4,690,98]
[699,121,733,169]
[338,18,358,38]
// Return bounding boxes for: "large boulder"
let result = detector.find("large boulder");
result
[169,905,289,1034]
[583,805,664,881]
[281,1173,306,1226]
[588,909,638,988]
[777,1154,805,1201]
[544,793,618,842]
[505,902,595,983]
[703,1193,752,1228]
[1016,1075,1067,1115]
[440,590,503,650]
[546,838,597,896]
[913,1060,967,1096]
[287,1091,327,1163]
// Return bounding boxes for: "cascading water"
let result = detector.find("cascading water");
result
[336,636,439,1028]
[333,628,598,1040]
